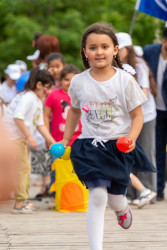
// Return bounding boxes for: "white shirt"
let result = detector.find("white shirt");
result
[156,54,167,111]
[136,57,156,123]
[33,130,46,151]
[3,90,44,140]
[0,81,17,103]
[68,68,147,140]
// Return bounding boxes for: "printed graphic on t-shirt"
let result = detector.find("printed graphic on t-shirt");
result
[33,108,41,126]
[83,97,119,127]
[59,100,79,132]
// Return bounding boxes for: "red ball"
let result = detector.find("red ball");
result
[116,137,132,152]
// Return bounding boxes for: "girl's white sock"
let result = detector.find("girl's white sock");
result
[86,186,108,250]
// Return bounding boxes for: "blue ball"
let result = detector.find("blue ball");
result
[50,143,65,158]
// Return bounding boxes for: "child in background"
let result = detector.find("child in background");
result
[0,64,21,104]
[15,60,27,74]
[47,52,66,89]
[44,64,81,143]
[58,23,156,250]
[30,129,52,201]
[44,64,82,206]
[116,32,157,203]
[3,67,56,213]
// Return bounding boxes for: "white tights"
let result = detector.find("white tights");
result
[86,186,127,250]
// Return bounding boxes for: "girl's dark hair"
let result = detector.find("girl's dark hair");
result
[60,64,80,81]
[81,22,122,69]
[47,52,65,65]
[124,46,157,97]
[123,46,137,80]
[123,46,136,69]
[24,67,55,91]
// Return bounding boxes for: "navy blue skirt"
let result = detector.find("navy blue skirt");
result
[70,139,156,194]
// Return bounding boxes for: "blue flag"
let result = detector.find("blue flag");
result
[136,0,167,21]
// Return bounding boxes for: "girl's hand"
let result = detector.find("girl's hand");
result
[27,135,38,149]
[126,138,136,153]
[50,139,70,150]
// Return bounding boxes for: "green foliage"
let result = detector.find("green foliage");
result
[0,0,164,78]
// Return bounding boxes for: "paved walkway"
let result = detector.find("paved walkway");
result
[0,181,167,250]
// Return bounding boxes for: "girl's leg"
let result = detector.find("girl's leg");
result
[108,194,132,229]
[86,186,108,250]
[108,193,127,211]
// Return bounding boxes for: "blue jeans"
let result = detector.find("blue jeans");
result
[156,110,167,196]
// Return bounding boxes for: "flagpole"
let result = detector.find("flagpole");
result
[129,0,141,36]
[129,10,138,36]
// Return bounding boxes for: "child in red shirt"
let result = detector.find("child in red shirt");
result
[44,64,82,145]
[44,64,82,207]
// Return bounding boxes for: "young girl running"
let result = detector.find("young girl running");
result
[3,67,56,213]
[58,23,156,250]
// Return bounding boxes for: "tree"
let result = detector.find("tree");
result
[0,0,164,79]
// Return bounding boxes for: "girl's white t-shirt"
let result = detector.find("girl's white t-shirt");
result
[136,57,156,123]
[68,67,147,140]
[3,90,44,140]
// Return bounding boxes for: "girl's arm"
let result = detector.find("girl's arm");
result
[14,118,37,149]
[141,88,148,98]
[37,125,55,146]
[126,105,144,153]
[43,106,52,130]
[61,106,81,147]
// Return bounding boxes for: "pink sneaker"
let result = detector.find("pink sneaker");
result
[115,205,132,229]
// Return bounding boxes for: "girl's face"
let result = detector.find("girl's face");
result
[6,75,16,86]
[83,33,118,69]
[61,73,75,93]
[48,59,64,81]
[35,82,52,99]
[119,47,128,63]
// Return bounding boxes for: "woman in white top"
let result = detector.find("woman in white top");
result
[117,32,157,202]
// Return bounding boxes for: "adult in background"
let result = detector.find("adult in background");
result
[32,32,42,49]
[143,28,167,201]
[35,35,59,66]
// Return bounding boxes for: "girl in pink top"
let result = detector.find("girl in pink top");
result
[44,64,82,146]
[44,64,82,205]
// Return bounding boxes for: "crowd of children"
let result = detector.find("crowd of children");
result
[0,22,165,249]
